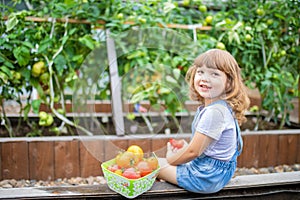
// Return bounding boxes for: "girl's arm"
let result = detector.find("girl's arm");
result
[166,132,213,166]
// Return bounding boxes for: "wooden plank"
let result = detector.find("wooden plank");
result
[226,171,300,189]
[286,134,297,165]
[0,172,299,199]
[241,135,260,168]
[104,139,128,161]
[29,141,54,180]
[151,137,169,157]
[237,135,244,167]
[297,134,300,163]
[1,141,29,180]
[278,135,289,165]
[54,140,80,179]
[79,140,104,177]
[258,134,278,167]
[106,29,125,136]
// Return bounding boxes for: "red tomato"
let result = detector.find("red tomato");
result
[170,138,184,149]
[136,161,152,177]
[107,164,120,172]
[122,168,141,179]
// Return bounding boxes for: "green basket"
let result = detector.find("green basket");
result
[101,154,160,199]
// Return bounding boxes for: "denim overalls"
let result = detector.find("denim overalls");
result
[176,100,243,193]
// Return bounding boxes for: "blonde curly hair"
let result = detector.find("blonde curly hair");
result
[185,49,250,125]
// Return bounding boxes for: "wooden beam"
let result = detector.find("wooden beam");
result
[0,172,299,199]
[106,29,125,136]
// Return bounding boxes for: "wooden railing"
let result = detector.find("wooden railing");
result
[1,130,299,181]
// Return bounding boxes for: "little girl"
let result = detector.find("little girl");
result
[158,49,250,193]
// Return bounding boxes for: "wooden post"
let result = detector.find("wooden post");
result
[106,29,125,136]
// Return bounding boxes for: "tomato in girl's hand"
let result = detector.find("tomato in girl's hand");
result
[122,168,141,179]
[136,161,152,177]
[169,138,184,149]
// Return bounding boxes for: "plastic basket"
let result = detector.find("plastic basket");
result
[101,153,160,199]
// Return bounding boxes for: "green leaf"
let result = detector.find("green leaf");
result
[38,37,52,53]
[79,35,95,50]
[0,72,8,83]
[172,68,181,80]
[54,54,67,75]
[23,104,31,120]
[22,41,34,50]
[165,75,177,85]
[0,66,12,77]
[130,91,147,103]
[6,14,19,32]
[31,99,42,114]
[274,13,285,20]
[72,54,84,62]
[4,61,14,69]
[159,87,171,94]
[13,46,30,66]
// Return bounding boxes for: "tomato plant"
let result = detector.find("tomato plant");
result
[0,0,298,137]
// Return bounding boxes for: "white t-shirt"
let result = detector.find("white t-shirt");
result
[192,101,237,161]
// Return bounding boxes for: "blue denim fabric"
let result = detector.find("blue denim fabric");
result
[177,150,238,193]
[176,100,242,193]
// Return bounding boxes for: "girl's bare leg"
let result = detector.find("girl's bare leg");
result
[157,158,178,185]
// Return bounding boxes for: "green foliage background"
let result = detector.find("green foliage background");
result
[0,0,299,136]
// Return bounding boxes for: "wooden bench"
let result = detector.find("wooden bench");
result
[0,171,299,199]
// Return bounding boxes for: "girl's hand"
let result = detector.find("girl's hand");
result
[169,139,188,151]
[166,139,188,158]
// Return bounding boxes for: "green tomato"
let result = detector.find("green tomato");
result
[39,119,47,126]
[267,19,273,26]
[138,17,146,23]
[216,42,226,50]
[14,71,22,80]
[126,113,136,120]
[205,15,213,25]
[46,115,54,126]
[182,0,190,7]
[57,108,65,115]
[32,61,46,77]
[245,34,252,42]
[39,72,49,84]
[198,5,207,13]
[256,8,265,16]
[39,111,48,120]
[249,105,259,112]
[116,13,124,20]
[280,50,286,57]
[291,47,296,53]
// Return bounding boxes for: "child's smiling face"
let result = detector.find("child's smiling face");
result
[193,65,227,105]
